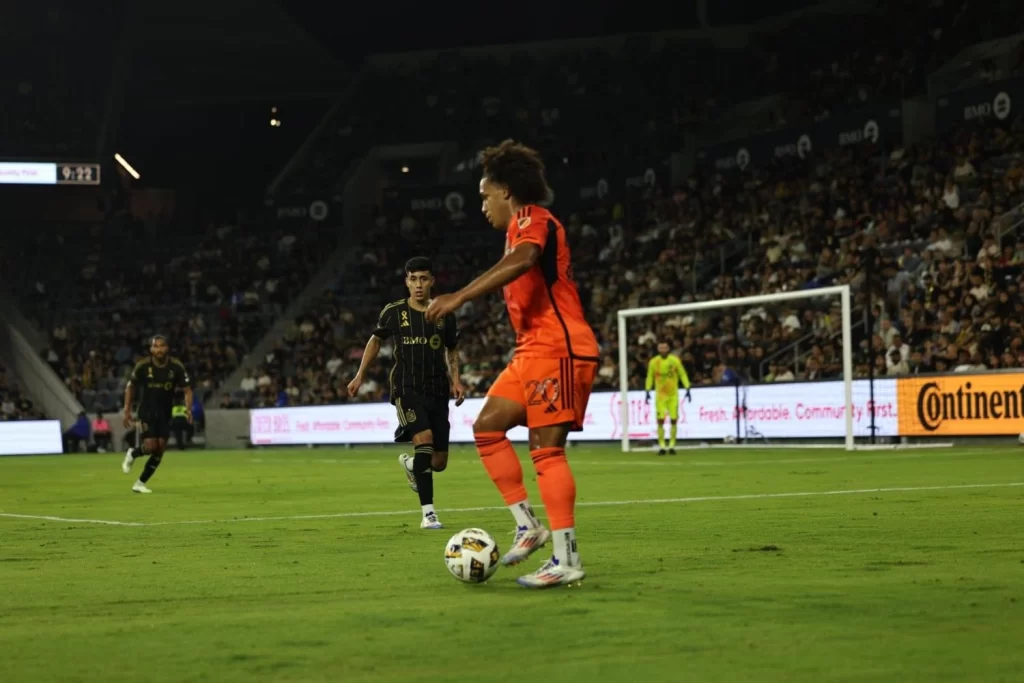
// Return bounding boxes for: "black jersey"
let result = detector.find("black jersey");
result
[373,299,458,403]
[129,357,191,418]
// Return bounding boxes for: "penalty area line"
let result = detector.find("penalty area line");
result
[3,481,1022,527]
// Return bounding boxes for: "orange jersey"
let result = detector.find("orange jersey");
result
[502,205,599,360]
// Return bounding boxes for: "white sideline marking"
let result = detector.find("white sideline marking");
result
[2,481,1022,528]
[245,448,989,469]
[0,513,143,526]
[580,450,978,467]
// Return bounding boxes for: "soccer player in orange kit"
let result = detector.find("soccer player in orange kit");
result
[426,140,598,588]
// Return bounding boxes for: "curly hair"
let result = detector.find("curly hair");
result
[480,139,553,206]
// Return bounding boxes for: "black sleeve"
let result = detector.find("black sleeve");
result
[372,306,395,339]
[444,312,459,349]
[173,360,192,388]
[129,362,146,386]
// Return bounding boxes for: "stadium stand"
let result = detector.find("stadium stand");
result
[7,2,1024,416]
[0,361,45,421]
[230,118,1024,409]
[3,217,332,413]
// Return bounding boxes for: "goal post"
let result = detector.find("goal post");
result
[617,284,855,451]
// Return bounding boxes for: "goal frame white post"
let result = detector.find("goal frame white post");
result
[617,284,855,452]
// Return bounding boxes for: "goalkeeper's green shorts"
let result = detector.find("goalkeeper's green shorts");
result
[655,395,679,422]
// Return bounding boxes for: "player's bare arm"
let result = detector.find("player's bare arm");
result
[446,346,465,406]
[347,334,383,396]
[425,244,540,323]
[122,380,134,428]
[183,385,194,423]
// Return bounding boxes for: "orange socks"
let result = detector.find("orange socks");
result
[475,432,527,505]
[530,447,576,530]
[475,434,577,533]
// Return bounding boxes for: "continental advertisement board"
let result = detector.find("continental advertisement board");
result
[897,372,1024,437]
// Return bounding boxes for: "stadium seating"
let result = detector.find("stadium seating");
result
[8,4,1024,415]
[4,218,330,413]
[233,119,1024,408]
[0,361,45,421]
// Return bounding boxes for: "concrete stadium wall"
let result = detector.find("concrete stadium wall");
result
[204,409,252,450]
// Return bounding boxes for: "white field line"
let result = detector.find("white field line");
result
[246,448,985,468]
[581,450,979,467]
[2,481,1022,528]
[0,513,144,526]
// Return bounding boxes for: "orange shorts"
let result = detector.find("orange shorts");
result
[487,356,597,431]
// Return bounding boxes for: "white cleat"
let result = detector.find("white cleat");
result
[398,453,418,492]
[132,481,152,494]
[122,449,136,474]
[516,557,586,589]
[420,512,444,530]
[501,525,551,566]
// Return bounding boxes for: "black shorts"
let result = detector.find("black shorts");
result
[139,413,171,440]
[393,395,451,452]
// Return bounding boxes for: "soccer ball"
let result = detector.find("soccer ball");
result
[444,528,500,583]
[1018,432,1024,445]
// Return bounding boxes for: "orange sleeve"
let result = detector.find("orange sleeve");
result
[509,212,550,251]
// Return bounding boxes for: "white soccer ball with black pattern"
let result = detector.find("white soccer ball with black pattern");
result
[444,528,500,583]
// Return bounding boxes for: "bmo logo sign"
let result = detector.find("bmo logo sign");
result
[839,119,880,146]
[965,91,1012,122]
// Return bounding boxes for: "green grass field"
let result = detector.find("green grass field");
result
[1,444,1023,683]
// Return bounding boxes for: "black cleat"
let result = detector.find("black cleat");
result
[657,448,667,456]
[669,448,676,455]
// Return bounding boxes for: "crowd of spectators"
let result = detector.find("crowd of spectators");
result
[5,215,331,414]
[227,116,1024,409]
[7,2,1024,418]
[0,361,45,422]
[630,123,1024,387]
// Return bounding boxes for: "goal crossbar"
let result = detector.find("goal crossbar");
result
[616,285,855,452]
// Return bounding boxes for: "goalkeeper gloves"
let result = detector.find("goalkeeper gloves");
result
[685,389,692,403]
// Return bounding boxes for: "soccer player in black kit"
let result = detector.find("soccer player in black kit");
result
[121,335,193,493]
[348,257,465,529]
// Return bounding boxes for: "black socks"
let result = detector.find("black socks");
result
[140,453,163,484]
[413,444,434,507]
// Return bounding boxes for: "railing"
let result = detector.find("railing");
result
[995,199,1024,245]
[759,305,865,378]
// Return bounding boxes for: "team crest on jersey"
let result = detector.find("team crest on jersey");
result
[405,408,417,423]
[169,370,174,379]
[435,317,444,330]
[517,216,531,229]
[400,310,410,327]
[147,366,153,378]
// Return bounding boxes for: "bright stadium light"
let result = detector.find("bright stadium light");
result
[113,153,140,180]
[401,166,409,173]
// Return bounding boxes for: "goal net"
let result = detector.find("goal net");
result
[616,284,884,452]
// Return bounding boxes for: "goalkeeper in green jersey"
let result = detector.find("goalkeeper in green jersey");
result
[645,341,692,455]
